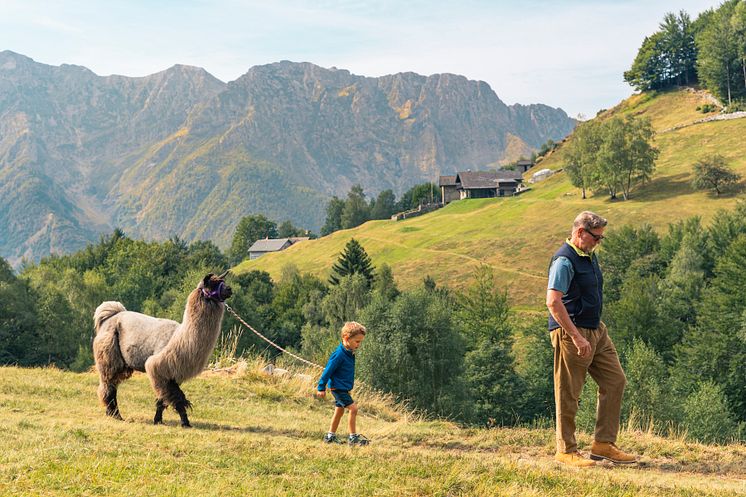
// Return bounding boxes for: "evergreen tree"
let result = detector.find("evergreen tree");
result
[456,266,523,425]
[321,196,345,236]
[329,238,375,287]
[370,189,397,220]
[340,185,370,229]
[373,263,400,302]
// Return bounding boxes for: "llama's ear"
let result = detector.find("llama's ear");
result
[203,273,215,287]
[218,269,230,279]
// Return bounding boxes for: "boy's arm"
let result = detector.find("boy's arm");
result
[317,351,341,392]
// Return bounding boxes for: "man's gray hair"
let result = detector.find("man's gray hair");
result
[572,211,607,231]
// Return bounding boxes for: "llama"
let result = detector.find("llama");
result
[92,272,232,427]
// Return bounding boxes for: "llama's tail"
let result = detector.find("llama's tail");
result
[93,301,126,334]
[93,301,130,407]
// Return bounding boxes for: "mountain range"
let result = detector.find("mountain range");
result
[0,50,576,266]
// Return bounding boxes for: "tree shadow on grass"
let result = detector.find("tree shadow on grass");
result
[627,173,692,202]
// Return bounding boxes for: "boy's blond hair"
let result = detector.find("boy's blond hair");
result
[341,321,366,340]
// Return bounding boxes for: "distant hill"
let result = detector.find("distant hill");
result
[0,51,576,267]
[237,88,746,307]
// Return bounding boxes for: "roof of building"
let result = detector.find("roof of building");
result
[438,175,457,187]
[456,170,522,189]
[248,238,294,253]
[516,159,533,166]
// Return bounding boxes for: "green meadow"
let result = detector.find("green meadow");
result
[236,88,746,308]
[2,362,745,497]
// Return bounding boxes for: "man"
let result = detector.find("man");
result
[546,211,637,467]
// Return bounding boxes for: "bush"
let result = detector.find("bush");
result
[696,103,717,113]
[683,381,739,444]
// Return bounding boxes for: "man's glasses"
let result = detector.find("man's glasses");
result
[584,229,605,242]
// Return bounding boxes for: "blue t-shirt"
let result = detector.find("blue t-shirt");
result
[547,256,574,294]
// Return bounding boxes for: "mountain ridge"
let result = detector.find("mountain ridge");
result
[0,51,576,266]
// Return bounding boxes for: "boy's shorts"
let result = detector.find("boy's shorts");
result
[331,390,354,408]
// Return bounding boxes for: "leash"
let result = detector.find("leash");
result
[223,303,324,370]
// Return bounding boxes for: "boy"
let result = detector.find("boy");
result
[316,321,369,446]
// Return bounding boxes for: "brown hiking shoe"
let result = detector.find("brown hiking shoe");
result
[554,451,596,467]
[590,442,637,464]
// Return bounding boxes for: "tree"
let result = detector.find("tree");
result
[683,381,739,443]
[357,289,466,418]
[595,116,658,200]
[370,189,397,220]
[733,1,746,90]
[372,263,399,302]
[624,32,668,91]
[563,120,602,199]
[697,4,741,106]
[0,263,38,366]
[599,224,661,303]
[396,183,440,211]
[692,154,741,195]
[455,266,523,425]
[229,214,278,264]
[278,220,303,238]
[329,238,375,287]
[622,340,675,431]
[672,234,746,419]
[340,185,370,229]
[320,274,371,328]
[321,196,345,236]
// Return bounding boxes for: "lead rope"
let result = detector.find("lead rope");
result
[223,303,324,370]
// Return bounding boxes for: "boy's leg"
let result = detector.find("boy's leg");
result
[329,406,345,433]
[347,402,358,434]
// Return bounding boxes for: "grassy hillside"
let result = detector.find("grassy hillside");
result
[2,363,745,496]
[235,88,746,308]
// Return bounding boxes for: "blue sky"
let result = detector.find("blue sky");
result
[1,0,721,117]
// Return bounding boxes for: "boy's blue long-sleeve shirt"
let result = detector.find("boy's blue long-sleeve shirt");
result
[317,343,355,391]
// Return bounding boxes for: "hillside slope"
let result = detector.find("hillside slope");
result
[1,364,745,496]
[237,88,746,307]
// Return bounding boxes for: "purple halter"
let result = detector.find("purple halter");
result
[202,280,226,302]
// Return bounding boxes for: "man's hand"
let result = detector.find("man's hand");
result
[571,333,592,358]
[316,390,326,399]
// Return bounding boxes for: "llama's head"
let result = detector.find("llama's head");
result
[199,271,232,302]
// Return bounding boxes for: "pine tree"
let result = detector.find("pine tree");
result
[329,238,375,287]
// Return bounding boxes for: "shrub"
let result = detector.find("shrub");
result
[683,381,739,444]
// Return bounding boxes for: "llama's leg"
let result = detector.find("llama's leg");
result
[167,380,193,428]
[153,399,166,425]
[102,383,123,420]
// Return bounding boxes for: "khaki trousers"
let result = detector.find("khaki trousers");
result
[551,322,627,453]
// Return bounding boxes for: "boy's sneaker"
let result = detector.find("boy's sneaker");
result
[348,434,370,446]
[323,432,340,444]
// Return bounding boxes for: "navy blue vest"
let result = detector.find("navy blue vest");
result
[548,242,604,331]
